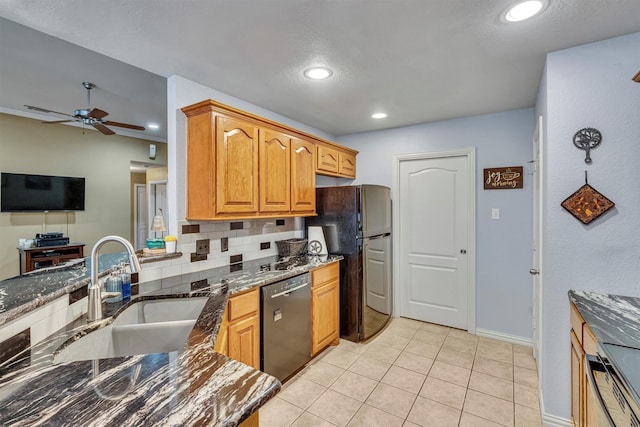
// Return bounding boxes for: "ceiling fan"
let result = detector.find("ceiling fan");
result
[25,82,145,135]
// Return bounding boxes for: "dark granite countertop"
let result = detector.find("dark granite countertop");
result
[0,252,129,326]
[568,290,640,349]
[0,254,342,426]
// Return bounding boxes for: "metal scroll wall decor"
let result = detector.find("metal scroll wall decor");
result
[573,127,602,164]
[561,171,615,224]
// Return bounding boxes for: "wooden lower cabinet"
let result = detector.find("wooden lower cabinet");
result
[214,288,260,370]
[570,329,586,426]
[311,262,340,356]
[570,302,598,427]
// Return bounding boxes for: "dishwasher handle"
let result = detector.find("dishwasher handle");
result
[270,282,309,299]
[585,354,616,427]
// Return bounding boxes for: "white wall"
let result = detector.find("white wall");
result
[539,32,640,420]
[337,108,535,340]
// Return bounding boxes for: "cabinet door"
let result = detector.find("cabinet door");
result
[228,313,260,370]
[259,130,291,212]
[291,138,316,213]
[338,152,356,178]
[216,116,259,214]
[316,145,339,174]
[570,330,585,427]
[311,279,339,356]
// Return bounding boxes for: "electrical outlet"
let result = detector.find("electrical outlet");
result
[221,237,229,252]
[260,241,270,250]
[276,219,285,226]
[196,239,210,255]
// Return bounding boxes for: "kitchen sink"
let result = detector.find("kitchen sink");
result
[53,297,209,363]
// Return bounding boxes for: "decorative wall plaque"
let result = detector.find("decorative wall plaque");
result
[561,173,615,224]
[483,166,523,190]
[573,128,602,164]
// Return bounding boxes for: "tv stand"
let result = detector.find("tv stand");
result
[18,243,85,274]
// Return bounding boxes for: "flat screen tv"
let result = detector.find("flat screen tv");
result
[1,173,85,212]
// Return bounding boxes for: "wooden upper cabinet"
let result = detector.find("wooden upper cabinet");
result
[182,99,357,220]
[291,138,316,213]
[185,109,216,219]
[338,152,356,178]
[216,116,259,214]
[316,142,357,179]
[317,144,339,174]
[260,130,291,212]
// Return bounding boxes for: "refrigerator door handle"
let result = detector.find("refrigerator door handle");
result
[366,233,391,240]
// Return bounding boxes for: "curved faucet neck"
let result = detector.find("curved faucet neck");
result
[87,236,141,323]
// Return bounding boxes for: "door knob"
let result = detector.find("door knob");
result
[460,249,467,254]
[529,269,539,275]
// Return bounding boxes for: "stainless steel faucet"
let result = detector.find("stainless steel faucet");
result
[87,236,142,322]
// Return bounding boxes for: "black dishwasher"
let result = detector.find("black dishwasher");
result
[261,273,311,382]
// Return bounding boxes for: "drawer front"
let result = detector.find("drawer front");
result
[312,262,339,288]
[228,288,259,321]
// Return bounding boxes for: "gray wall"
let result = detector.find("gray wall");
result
[539,32,640,419]
[337,108,535,340]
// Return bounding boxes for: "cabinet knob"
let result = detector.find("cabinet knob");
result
[529,269,540,275]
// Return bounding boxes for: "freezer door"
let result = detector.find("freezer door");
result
[360,185,391,238]
[361,233,392,340]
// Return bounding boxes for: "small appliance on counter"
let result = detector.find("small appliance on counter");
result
[35,232,70,247]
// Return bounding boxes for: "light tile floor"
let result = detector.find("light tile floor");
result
[259,317,542,427]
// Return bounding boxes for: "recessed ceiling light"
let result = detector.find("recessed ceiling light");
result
[304,67,333,80]
[147,123,160,129]
[371,113,387,119]
[502,0,547,22]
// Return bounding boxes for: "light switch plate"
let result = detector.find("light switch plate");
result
[492,208,500,220]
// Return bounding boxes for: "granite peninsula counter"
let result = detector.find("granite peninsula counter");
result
[0,254,342,426]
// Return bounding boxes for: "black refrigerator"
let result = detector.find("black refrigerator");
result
[306,185,392,342]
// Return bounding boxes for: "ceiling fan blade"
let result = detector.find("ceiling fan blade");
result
[89,108,109,120]
[92,123,116,135]
[42,119,76,124]
[25,105,74,117]
[104,121,146,131]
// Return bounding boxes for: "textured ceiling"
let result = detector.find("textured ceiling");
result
[1,0,639,139]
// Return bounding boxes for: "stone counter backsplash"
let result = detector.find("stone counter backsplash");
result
[139,217,304,283]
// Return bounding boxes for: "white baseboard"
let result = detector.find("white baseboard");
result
[541,412,572,426]
[475,328,533,347]
[539,381,572,427]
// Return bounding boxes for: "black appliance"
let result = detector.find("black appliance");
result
[586,342,640,426]
[1,172,85,212]
[35,233,70,247]
[306,185,392,342]
[261,273,312,382]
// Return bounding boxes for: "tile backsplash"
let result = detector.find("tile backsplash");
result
[138,217,304,283]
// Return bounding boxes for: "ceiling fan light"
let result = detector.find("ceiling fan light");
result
[503,0,546,22]
[304,67,333,80]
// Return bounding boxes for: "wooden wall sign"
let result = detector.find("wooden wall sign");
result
[484,166,523,190]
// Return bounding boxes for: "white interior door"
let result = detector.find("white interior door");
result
[532,116,543,363]
[396,150,475,331]
[134,184,147,250]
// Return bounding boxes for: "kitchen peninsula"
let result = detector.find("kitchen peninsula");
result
[0,253,342,426]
